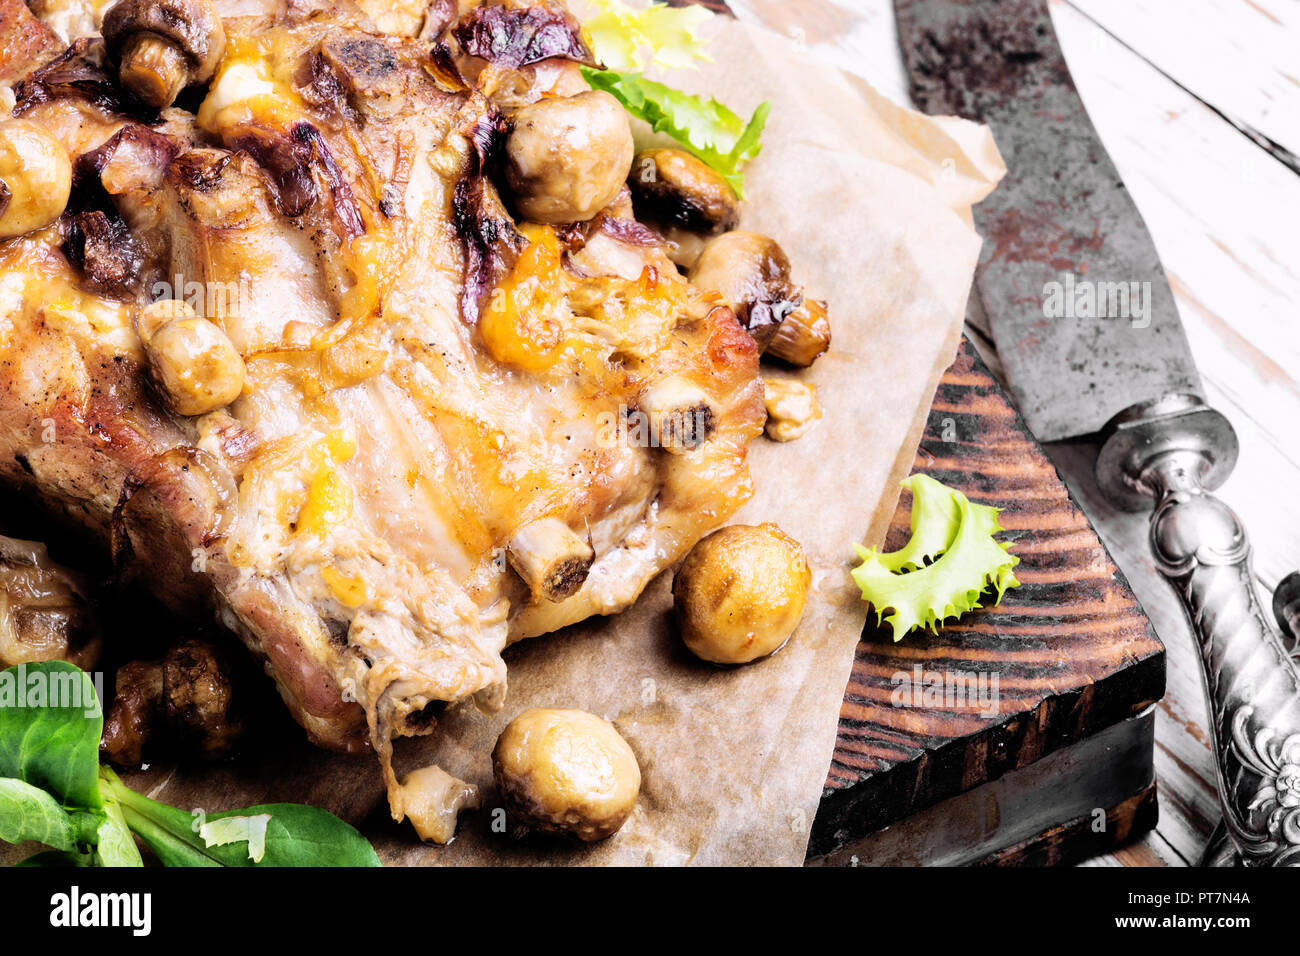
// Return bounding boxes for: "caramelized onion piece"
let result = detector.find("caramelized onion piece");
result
[453,2,595,69]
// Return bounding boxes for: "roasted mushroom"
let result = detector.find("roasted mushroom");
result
[689,231,800,350]
[0,536,101,670]
[101,0,227,109]
[628,148,740,235]
[100,658,163,767]
[0,119,72,240]
[102,637,245,766]
[766,298,831,367]
[672,523,811,665]
[493,707,641,842]
[504,90,634,224]
[162,638,246,758]
[139,302,246,416]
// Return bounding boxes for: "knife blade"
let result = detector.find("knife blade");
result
[893,0,1300,867]
[893,0,1199,442]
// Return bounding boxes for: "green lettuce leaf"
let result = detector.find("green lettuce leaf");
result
[0,777,78,851]
[0,662,103,812]
[104,769,381,867]
[852,474,1020,641]
[583,67,769,198]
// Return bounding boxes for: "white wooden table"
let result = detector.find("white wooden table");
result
[732,0,1300,866]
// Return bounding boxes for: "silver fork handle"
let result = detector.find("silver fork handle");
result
[1098,395,1300,867]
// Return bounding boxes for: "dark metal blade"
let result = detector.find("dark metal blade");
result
[894,0,1201,441]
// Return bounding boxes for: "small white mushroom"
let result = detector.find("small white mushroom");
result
[142,306,246,417]
[504,90,634,224]
[0,119,72,240]
[101,0,227,109]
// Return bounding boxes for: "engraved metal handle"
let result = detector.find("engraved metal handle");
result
[1098,394,1300,867]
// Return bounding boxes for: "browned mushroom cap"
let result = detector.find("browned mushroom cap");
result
[102,0,227,108]
[629,148,740,235]
[766,298,831,367]
[689,231,800,350]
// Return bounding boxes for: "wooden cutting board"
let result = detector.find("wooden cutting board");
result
[811,337,1165,861]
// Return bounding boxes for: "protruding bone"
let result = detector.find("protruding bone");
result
[507,518,594,602]
[638,376,718,453]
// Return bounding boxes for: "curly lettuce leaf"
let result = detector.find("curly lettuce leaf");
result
[582,0,714,72]
[582,67,769,197]
[852,474,1020,641]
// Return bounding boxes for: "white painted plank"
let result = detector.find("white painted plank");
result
[1067,0,1300,161]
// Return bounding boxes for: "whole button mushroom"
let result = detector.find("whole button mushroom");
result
[138,300,246,416]
[629,148,740,235]
[493,708,641,842]
[102,0,227,109]
[504,90,634,224]
[689,231,801,350]
[0,119,72,240]
[672,523,812,665]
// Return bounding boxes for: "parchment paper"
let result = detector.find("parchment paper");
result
[373,16,1005,866]
[45,12,1008,871]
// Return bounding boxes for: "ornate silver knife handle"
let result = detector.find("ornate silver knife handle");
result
[1097,394,1300,866]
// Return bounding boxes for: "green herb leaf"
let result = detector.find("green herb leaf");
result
[104,770,380,867]
[852,474,1020,641]
[0,662,104,812]
[582,67,769,198]
[16,849,95,867]
[93,772,143,867]
[0,776,78,851]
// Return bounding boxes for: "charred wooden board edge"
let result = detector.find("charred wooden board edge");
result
[977,784,1159,867]
[811,707,1158,865]
[811,338,1164,858]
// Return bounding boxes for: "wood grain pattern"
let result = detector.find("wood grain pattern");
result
[812,338,1165,857]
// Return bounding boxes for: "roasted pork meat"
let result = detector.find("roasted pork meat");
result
[0,0,765,835]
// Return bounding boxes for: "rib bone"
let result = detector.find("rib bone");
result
[507,518,594,602]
